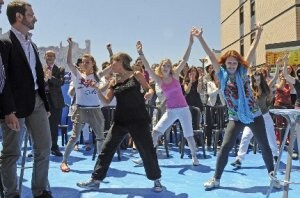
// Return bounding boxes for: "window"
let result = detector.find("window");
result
[250,32,256,44]
[240,39,244,57]
[250,0,255,16]
[239,6,244,25]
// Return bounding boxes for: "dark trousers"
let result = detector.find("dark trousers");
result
[92,122,161,181]
[49,106,62,150]
[214,115,274,179]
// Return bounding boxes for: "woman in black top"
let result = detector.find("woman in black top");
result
[77,52,163,192]
[184,66,204,112]
[184,66,204,134]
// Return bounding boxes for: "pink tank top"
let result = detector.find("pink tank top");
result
[161,77,188,109]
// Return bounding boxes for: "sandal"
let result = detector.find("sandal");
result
[60,162,70,172]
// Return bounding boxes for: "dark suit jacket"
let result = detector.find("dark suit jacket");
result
[45,64,65,109]
[0,30,49,118]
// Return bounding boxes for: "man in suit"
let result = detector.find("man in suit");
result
[0,1,52,197]
[44,50,65,156]
[0,1,6,198]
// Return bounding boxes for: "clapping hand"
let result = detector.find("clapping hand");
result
[44,69,52,81]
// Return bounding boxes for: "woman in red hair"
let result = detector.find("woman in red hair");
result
[192,24,281,190]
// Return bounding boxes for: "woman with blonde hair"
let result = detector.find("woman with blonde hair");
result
[135,31,200,166]
[192,24,281,190]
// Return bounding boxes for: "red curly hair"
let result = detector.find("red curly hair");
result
[218,50,249,68]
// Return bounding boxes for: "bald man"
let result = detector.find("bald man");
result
[44,50,65,156]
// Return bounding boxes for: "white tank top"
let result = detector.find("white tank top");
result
[73,70,101,107]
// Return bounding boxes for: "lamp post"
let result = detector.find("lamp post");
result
[199,58,208,69]
[199,58,208,105]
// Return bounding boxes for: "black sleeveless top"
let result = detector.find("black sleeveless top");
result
[112,76,150,125]
[185,80,203,111]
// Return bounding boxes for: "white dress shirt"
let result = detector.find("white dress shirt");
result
[11,27,38,90]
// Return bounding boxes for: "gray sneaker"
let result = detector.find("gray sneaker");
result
[153,179,163,192]
[204,178,220,190]
[76,178,100,190]
[269,171,281,189]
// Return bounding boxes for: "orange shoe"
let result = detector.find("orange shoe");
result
[60,162,70,172]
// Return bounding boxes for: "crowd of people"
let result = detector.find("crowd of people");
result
[0,0,300,197]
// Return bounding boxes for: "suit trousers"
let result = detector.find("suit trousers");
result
[0,93,51,198]
[48,104,62,150]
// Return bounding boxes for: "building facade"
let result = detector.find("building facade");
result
[220,0,300,66]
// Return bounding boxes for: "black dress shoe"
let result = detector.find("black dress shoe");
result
[51,149,63,157]
[34,191,52,198]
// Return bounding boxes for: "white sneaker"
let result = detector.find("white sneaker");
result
[132,158,143,165]
[269,171,281,189]
[204,178,220,190]
[192,155,200,166]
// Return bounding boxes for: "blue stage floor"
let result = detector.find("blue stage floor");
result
[13,143,300,198]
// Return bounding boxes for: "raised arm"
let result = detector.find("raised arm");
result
[245,23,263,64]
[192,27,220,73]
[67,38,79,77]
[106,43,113,58]
[283,54,296,84]
[173,32,194,75]
[97,65,112,78]
[97,44,113,78]
[268,58,281,88]
[136,41,162,85]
